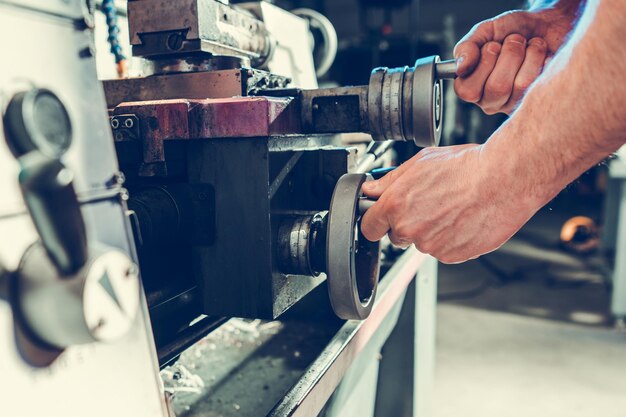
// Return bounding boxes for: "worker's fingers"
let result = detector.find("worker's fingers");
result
[478,34,527,114]
[454,42,502,104]
[361,158,413,199]
[360,200,392,242]
[454,20,495,77]
[387,230,412,249]
[502,37,548,114]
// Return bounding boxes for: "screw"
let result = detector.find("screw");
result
[167,33,184,51]
[120,188,130,201]
[113,171,126,185]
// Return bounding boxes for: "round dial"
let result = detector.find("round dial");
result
[3,88,72,158]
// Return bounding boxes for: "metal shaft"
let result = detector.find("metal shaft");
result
[435,59,458,80]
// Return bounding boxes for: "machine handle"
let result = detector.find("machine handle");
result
[435,59,458,80]
[18,152,88,275]
[0,263,8,301]
[357,166,397,214]
[358,198,376,215]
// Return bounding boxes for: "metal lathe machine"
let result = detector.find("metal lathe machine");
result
[0,1,451,416]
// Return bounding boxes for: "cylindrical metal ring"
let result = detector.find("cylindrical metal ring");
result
[276,212,328,277]
[401,68,415,141]
[367,68,386,141]
[389,66,407,140]
[381,68,395,141]
[411,55,443,147]
[366,55,443,147]
[277,215,314,276]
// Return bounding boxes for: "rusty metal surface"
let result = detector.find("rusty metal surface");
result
[111,96,299,176]
[103,69,290,108]
[188,97,298,138]
[302,86,369,134]
[113,96,299,138]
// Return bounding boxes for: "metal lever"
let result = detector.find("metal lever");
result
[18,152,88,275]
[435,59,458,80]
[0,264,8,301]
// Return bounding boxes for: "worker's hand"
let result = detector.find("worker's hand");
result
[454,2,579,115]
[360,144,541,264]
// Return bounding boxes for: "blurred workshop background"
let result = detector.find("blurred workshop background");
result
[89,0,625,416]
[240,0,626,416]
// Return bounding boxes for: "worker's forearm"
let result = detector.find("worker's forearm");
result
[483,0,626,207]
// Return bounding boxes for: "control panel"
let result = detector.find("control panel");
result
[0,2,167,416]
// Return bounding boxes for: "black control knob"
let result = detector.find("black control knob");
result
[19,152,87,275]
[3,89,72,158]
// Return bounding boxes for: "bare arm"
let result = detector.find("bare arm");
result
[360,0,626,263]
[486,0,626,202]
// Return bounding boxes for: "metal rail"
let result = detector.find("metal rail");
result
[268,247,426,417]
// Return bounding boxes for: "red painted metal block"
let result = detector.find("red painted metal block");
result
[112,96,299,176]
[188,97,299,138]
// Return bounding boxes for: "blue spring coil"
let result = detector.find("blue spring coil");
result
[102,0,126,63]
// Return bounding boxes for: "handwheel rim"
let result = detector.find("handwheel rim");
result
[326,173,381,320]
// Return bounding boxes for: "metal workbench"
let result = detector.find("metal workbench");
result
[163,248,437,417]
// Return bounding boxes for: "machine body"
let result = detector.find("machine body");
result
[0,2,443,416]
[102,0,454,337]
[0,1,167,416]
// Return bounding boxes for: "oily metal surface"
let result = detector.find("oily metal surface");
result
[164,318,341,417]
[326,173,380,320]
[164,250,425,417]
